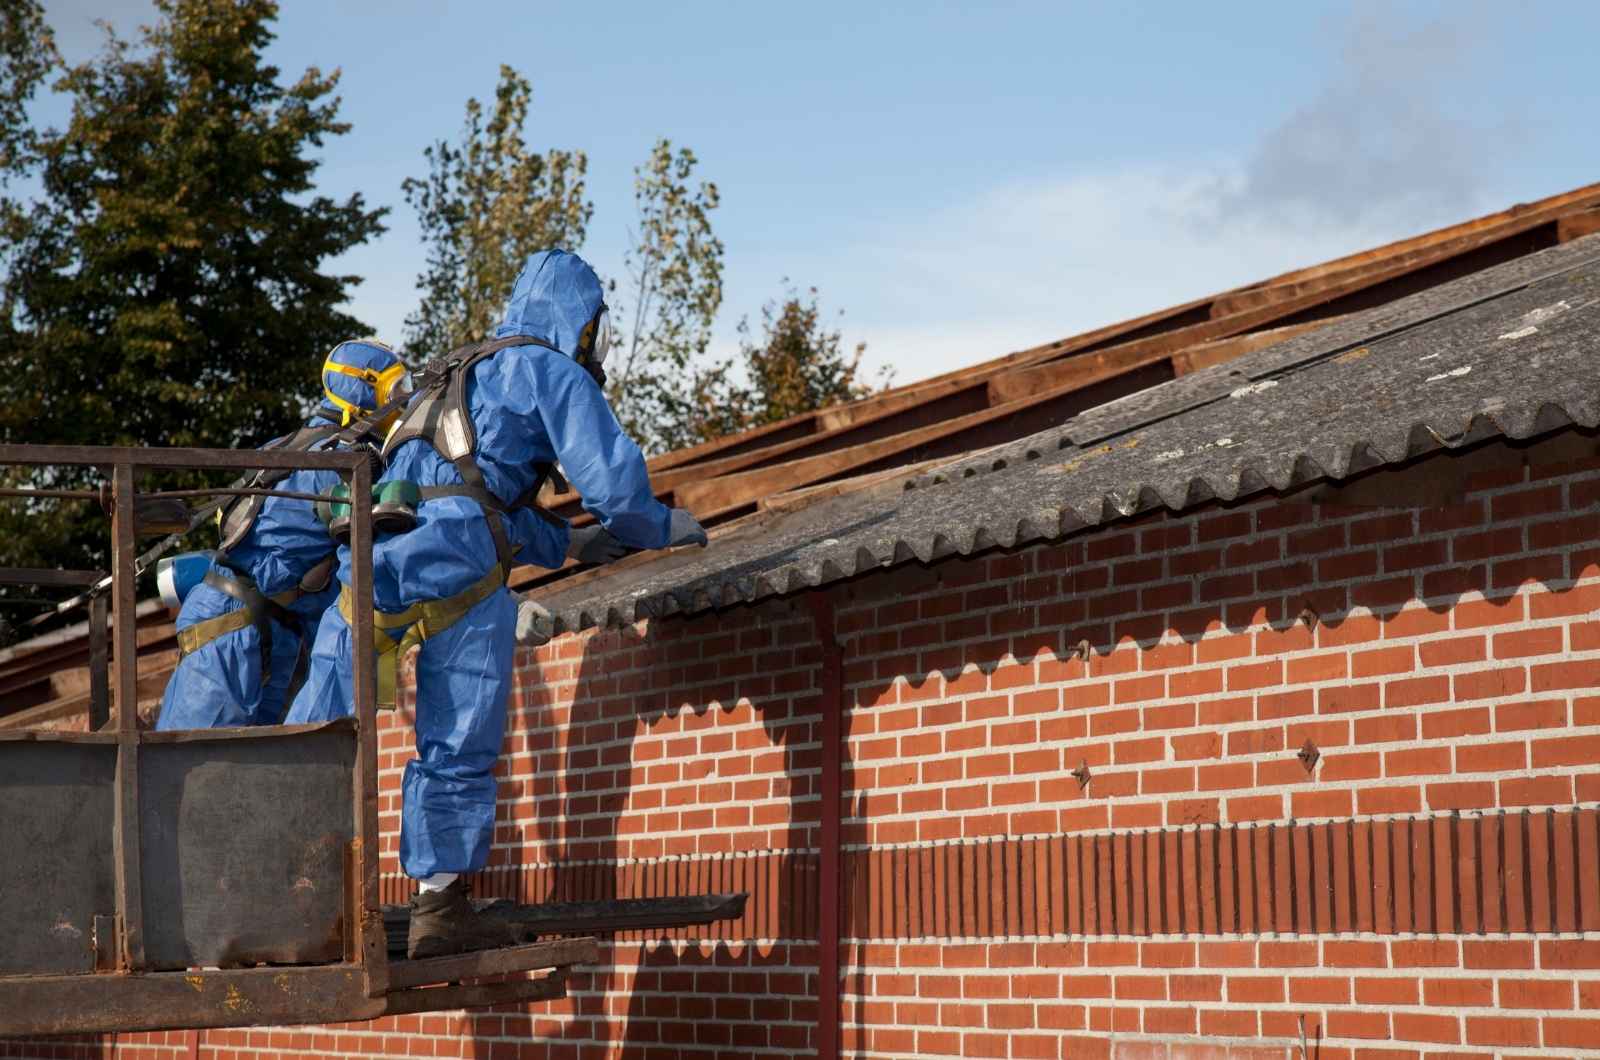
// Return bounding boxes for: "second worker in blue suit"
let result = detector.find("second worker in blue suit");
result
[157,340,408,730]
[286,249,707,958]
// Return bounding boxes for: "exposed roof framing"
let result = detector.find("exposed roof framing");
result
[534,231,1600,631]
[511,179,1600,594]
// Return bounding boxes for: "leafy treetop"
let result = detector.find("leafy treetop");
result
[0,0,384,569]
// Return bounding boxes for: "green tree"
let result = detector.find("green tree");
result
[0,0,384,570]
[402,65,590,357]
[0,0,56,280]
[729,285,881,430]
[682,285,886,447]
[0,0,54,175]
[607,139,725,454]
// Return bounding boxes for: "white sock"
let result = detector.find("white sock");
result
[417,872,458,893]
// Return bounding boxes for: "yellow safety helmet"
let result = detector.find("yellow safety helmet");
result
[321,339,410,428]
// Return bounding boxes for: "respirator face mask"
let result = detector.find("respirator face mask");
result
[580,306,610,387]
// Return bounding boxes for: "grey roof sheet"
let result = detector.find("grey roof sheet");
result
[536,234,1600,633]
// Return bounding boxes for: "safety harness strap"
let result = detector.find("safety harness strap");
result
[337,563,505,708]
[217,415,346,554]
[375,334,554,459]
[370,334,570,580]
[455,455,517,576]
[175,570,303,671]
[175,608,257,660]
[298,554,337,595]
[419,478,564,542]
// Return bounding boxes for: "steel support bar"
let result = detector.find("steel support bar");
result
[386,936,599,991]
[381,970,569,1016]
[0,567,105,587]
[808,591,842,1060]
[88,592,109,730]
[0,443,361,471]
[345,455,387,998]
[0,965,384,1035]
[110,462,145,970]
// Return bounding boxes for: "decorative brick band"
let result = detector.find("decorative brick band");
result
[842,807,1600,939]
[382,806,1598,947]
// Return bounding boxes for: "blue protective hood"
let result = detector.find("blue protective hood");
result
[494,250,605,358]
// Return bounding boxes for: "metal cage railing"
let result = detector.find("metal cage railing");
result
[0,444,601,1036]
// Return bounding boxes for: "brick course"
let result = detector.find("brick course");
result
[7,448,1600,1058]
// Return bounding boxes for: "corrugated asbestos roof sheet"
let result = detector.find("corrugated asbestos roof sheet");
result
[514,183,1600,591]
[534,233,1600,633]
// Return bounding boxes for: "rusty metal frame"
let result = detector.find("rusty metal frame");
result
[0,443,600,1035]
[0,443,385,1031]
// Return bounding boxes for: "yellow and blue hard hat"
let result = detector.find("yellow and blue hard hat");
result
[321,339,410,427]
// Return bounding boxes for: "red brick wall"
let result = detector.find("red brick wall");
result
[8,444,1600,1059]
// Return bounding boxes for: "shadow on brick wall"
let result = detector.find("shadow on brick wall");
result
[465,601,824,1055]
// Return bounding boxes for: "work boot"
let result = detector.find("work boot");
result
[406,878,513,960]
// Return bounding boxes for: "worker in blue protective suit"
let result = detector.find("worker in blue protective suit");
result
[284,249,708,958]
[155,341,409,731]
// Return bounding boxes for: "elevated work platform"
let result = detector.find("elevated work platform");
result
[0,444,744,1037]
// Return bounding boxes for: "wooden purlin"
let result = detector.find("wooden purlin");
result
[585,178,1600,484]
[535,195,1600,548]
[535,187,1600,536]
[669,360,1167,519]
[1170,318,1343,376]
[0,605,172,719]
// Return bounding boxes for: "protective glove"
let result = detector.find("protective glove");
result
[667,507,709,548]
[514,598,555,647]
[566,524,629,565]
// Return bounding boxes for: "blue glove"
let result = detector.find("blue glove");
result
[667,508,708,548]
[567,524,630,564]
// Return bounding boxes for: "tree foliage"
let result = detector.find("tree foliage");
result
[682,285,885,447]
[606,139,725,454]
[729,286,881,430]
[0,0,384,569]
[402,65,590,358]
[0,0,53,178]
[0,0,56,279]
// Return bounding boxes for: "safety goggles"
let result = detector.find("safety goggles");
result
[582,306,612,368]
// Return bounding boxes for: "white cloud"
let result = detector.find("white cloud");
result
[1215,2,1520,230]
[839,2,1531,387]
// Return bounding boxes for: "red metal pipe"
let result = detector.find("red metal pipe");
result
[808,593,842,1060]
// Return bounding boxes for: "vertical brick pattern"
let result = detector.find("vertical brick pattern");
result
[840,809,1599,940]
[6,452,1600,1058]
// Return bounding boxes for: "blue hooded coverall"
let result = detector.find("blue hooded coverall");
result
[157,342,404,730]
[286,250,672,880]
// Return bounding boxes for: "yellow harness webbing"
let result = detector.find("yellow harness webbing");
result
[175,585,305,657]
[338,563,505,708]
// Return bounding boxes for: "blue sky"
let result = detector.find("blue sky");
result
[29,0,1600,384]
